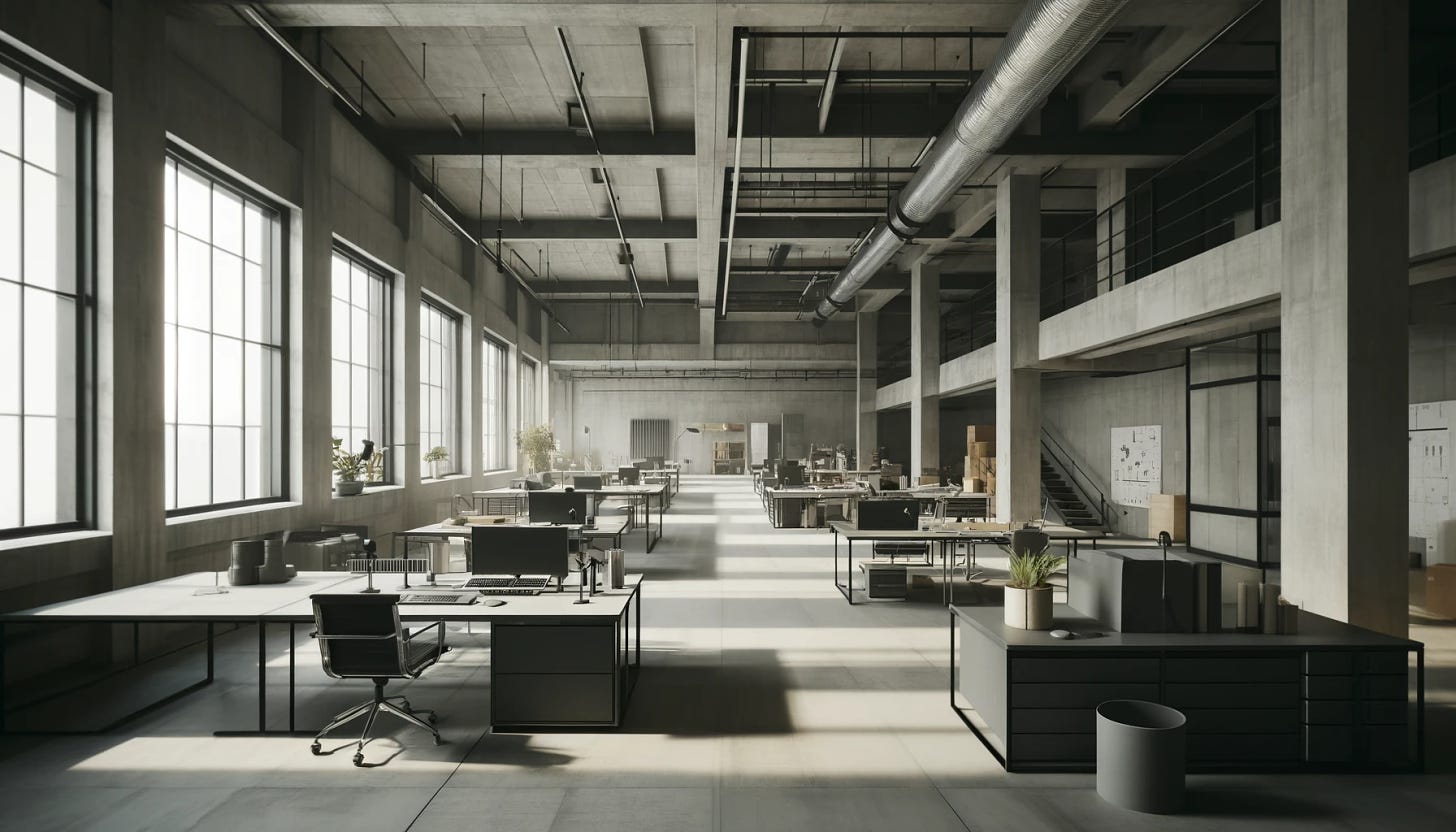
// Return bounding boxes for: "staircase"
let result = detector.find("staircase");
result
[1041,457,1102,530]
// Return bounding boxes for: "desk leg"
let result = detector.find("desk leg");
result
[846,539,855,605]
[257,620,267,732]
[207,623,215,682]
[288,622,296,734]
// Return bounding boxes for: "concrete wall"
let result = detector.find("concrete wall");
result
[556,376,856,475]
[1041,367,1188,538]
[0,4,539,680]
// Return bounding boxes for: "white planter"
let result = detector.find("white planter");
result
[1004,585,1054,630]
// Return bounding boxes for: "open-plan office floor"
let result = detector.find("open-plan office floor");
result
[1,476,1454,831]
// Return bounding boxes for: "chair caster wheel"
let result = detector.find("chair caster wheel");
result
[433,735,443,746]
[353,753,365,766]
[401,700,411,712]
[310,742,322,755]
[428,714,437,725]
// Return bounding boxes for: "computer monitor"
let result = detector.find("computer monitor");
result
[857,498,919,530]
[569,474,603,490]
[778,460,804,486]
[617,466,640,485]
[471,525,569,578]
[646,456,665,471]
[529,490,588,524]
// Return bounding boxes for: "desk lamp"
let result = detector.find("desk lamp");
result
[360,539,380,593]
[1157,530,1171,632]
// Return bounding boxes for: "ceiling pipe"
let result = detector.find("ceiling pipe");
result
[235,5,362,116]
[720,37,751,317]
[556,28,645,308]
[811,0,1130,325]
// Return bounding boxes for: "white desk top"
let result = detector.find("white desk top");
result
[826,521,1100,540]
[2,572,643,623]
[401,516,630,538]
[475,483,666,498]
[765,486,869,498]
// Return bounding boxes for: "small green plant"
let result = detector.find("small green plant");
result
[331,437,364,482]
[1005,542,1066,589]
[423,446,448,464]
[515,424,556,472]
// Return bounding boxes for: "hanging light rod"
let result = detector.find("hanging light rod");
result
[234,5,362,116]
[556,27,645,308]
[720,36,751,317]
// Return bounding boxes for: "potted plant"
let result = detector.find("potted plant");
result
[331,437,366,496]
[515,424,556,473]
[1004,543,1065,630]
[423,445,449,479]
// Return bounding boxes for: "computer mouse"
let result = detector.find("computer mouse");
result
[480,599,506,607]
[1049,629,1073,639]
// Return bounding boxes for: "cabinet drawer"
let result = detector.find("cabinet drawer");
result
[1359,651,1407,675]
[1302,675,1353,700]
[1304,700,1354,725]
[1361,675,1407,700]
[1183,708,1299,735]
[492,673,615,725]
[1011,683,1159,709]
[1165,656,1297,683]
[1011,657,1158,684]
[1011,708,1095,734]
[1305,725,1354,763]
[1305,651,1353,675]
[492,624,617,674]
[1166,683,1299,709]
[1011,733,1095,763]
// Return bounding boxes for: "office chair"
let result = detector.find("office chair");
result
[309,593,446,766]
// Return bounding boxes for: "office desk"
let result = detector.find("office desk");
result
[639,468,680,501]
[762,486,868,528]
[827,521,959,605]
[0,571,642,735]
[396,517,630,570]
[474,483,668,553]
[949,602,1423,773]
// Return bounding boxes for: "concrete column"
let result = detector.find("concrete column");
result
[855,310,878,468]
[699,306,715,361]
[995,174,1042,522]
[284,77,334,516]
[1095,167,1127,295]
[909,262,940,480]
[1279,0,1408,636]
[106,0,168,588]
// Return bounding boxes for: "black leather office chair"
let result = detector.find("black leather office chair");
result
[309,593,446,766]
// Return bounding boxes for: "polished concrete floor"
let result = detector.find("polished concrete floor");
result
[2,475,1455,831]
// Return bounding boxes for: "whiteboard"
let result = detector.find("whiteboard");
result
[1111,425,1162,509]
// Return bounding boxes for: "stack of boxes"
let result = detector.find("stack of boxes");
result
[964,424,996,494]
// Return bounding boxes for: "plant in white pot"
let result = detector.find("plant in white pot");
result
[423,445,449,480]
[1004,543,1065,630]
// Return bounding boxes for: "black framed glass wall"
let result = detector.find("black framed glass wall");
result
[419,298,460,477]
[1186,330,1280,568]
[163,151,286,513]
[331,246,392,485]
[482,334,508,471]
[0,52,93,537]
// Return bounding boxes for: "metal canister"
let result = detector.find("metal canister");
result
[607,548,626,589]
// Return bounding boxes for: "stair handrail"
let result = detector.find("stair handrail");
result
[1040,425,1114,533]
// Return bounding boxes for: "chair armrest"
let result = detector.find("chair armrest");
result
[404,620,447,653]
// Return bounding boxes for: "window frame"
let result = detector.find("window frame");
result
[482,332,509,472]
[0,48,96,540]
[418,296,462,478]
[519,354,539,431]
[163,146,290,517]
[330,242,394,488]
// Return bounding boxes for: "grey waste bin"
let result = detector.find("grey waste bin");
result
[1096,700,1186,814]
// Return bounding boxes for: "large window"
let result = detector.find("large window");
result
[331,247,391,484]
[0,56,90,536]
[419,298,460,477]
[163,152,284,513]
[483,335,508,471]
[519,356,538,430]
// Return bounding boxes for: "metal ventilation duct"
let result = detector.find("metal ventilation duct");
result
[811,0,1130,325]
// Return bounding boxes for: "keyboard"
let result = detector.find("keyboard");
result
[477,587,544,597]
[513,577,550,589]
[399,592,477,605]
[462,577,515,588]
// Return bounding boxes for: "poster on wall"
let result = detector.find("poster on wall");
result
[1409,401,1452,562]
[1111,425,1161,508]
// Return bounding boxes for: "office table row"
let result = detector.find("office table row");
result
[0,571,643,736]
[827,520,1101,605]
[546,468,680,502]
[760,484,870,527]
[466,482,669,552]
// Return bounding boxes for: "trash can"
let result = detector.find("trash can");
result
[607,548,626,589]
[1096,700,1186,814]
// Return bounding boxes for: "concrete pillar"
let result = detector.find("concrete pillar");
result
[284,77,334,515]
[995,174,1042,522]
[1279,0,1408,636]
[699,306,715,361]
[910,262,940,480]
[856,310,878,468]
[1095,167,1127,295]
[106,0,168,588]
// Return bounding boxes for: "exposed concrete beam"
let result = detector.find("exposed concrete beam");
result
[389,129,694,160]
[500,219,695,242]
[491,215,954,243]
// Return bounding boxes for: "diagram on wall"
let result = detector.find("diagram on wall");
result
[1111,425,1162,508]
[1409,401,1452,563]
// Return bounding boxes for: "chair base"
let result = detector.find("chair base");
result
[312,678,440,766]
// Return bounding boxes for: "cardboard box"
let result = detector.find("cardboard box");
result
[1147,493,1187,542]
[969,441,995,459]
[966,424,996,445]
[918,475,941,486]
[1428,564,1456,619]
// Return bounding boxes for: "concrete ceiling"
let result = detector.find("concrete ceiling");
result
[200,0,1273,320]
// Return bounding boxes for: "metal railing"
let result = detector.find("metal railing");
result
[1040,425,1112,532]
[1041,100,1280,318]
[1410,71,1456,170]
